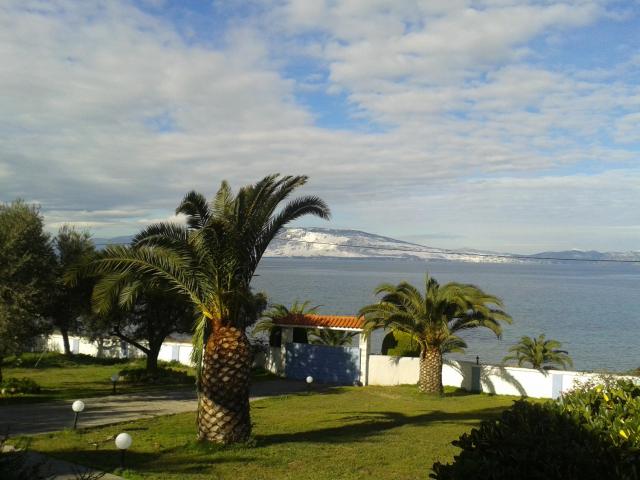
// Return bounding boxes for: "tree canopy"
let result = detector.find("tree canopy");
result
[0,201,56,380]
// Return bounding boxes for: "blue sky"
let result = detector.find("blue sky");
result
[1,0,639,253]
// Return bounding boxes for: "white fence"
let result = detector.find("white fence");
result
[46,333,636,399]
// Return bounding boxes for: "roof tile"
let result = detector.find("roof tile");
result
[274,313,363,330]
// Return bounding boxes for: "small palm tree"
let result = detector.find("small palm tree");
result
[72,175,330,443]
[309,329,356,346]
[359,273,511,394]
[503,334,572,370]
[254,300,319,345]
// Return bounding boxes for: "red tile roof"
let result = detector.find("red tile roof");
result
[274,314,364,330]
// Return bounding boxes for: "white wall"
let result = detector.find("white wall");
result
[47,333,638,399]
[362,354,638,399]
[264,347,285,375]
[46,333,191,365]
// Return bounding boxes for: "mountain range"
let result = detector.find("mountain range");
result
[94,227,640,264]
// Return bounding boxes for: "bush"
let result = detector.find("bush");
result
[561,379,640,451]
[118,367,194,385]
[431,381,640,480]
[0,377,41,395]
[381,331,420,357]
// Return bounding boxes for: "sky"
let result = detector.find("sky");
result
[1,0,639,254]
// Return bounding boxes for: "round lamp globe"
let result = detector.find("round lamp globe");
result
[115,432,132,450]
[306,376,313,384]
[72,400,85,413]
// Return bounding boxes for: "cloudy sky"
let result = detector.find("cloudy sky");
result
[1,0,639,253]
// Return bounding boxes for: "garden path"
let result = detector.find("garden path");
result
[0,379,310,436]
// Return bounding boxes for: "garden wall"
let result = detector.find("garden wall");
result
[46,333,638,400]
[366,355,637,398]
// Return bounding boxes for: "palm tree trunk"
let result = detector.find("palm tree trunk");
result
[61,328,71,356]
[197,325,252,443]
[419,347,443,395]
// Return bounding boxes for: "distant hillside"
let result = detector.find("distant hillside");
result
[93,236,134,248]
[93,228,639,264]
[529,250,640,262]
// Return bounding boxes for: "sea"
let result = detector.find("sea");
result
[252,257,640,373]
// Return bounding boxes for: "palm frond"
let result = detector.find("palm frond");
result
[176,190,212,230]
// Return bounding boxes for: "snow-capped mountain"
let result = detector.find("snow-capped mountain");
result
[265,228,520,263]
[94,228,640,264]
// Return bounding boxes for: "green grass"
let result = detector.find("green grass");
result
[1,353,195,404]
[25,385,525,480]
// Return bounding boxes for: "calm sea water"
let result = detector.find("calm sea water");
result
[253,257,640,372]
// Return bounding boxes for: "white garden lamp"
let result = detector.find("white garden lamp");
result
[306,376,313,384]
[111,374,119,394]
[71,400,85,429]
[115,432,132,469]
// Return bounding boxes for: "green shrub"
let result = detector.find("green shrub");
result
[431,381,640,480]
[561,379,640,451]
[118,367,194,385]
[381,331,420,357]
[0,377,41,395]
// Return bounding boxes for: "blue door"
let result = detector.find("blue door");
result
[285,343,360,385]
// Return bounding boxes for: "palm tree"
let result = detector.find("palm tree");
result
[309,329,356,346]
[503,334,572,370]
[72,175,330,443]
[359,273,511,395]
[253,300,320,345]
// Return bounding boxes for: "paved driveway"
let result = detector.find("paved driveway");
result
[0,379,311,436]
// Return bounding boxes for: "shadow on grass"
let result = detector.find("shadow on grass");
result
[42,446,257,476]
[31,401,510,477]
[256,405,508,446]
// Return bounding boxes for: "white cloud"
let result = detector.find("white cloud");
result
[0,0,638,252]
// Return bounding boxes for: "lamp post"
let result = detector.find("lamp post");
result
[71,400,85,430]
[115,432,132,469]
[111,374,119,394]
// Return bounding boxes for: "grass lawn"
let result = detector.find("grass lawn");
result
[25,385,524,480]
[1,353,195,404]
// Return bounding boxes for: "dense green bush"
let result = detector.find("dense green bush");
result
[0,377,41,395]
[381,331,420,357]
[432,380,640,480]
[118,366,194,385]
[561,379,640,451]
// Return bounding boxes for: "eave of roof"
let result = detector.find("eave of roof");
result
[273,313,364,331]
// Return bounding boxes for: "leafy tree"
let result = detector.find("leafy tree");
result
[90,277,195,371]
[359,273,511,394]
[309,329,356,346]
[72,175,330,443]
[51,225,96,355]
[502,334,572,370]
[0,201,56,382]
[254,300,320,346]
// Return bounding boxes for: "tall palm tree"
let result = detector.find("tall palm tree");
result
[359,273,511,395]
[503,334,572,370]
[73,175,330,443]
